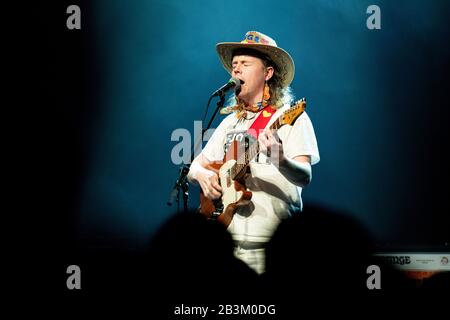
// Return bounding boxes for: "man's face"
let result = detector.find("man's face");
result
[231,55,272,104]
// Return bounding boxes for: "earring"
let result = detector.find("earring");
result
[263,82,270,106]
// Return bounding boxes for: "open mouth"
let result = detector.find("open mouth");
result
[234,79,244,95]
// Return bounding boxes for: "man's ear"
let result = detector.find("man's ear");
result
[265,66,274,81]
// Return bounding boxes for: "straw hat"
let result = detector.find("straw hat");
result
[216,31,295,87]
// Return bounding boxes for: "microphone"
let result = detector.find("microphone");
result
[211,78,242,97]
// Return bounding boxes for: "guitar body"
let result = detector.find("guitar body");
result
[199,141,252,227]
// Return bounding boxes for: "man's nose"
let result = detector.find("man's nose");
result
[232,65,241,75]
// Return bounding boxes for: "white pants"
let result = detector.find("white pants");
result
[234,243,266,275]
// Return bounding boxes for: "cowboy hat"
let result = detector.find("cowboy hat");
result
[216,31,295,88]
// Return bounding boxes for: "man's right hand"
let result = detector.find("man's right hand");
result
[187,155,223,200]
[196,168,222,200]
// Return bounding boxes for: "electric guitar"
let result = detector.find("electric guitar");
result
[199,98,306,227]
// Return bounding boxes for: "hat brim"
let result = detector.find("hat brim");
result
[216,42,295,88]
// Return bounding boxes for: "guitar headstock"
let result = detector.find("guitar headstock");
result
[280,98,306,126]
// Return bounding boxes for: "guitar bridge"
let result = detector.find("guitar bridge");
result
[210,200,224,219]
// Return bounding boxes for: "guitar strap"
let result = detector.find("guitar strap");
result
[247,106,277,138]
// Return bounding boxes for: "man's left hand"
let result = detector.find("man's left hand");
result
[258,129,284,166]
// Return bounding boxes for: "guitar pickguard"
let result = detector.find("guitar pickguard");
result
[219,160,244,212]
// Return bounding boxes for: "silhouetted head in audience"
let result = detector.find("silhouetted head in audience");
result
[264,205,375,296]
[145,210,258,301]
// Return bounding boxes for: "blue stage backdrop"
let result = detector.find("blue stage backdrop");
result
[70,0,449,250]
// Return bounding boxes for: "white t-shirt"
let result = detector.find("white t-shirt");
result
[202,104,320,243]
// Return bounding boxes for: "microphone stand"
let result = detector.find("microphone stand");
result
[167,91,226,213]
